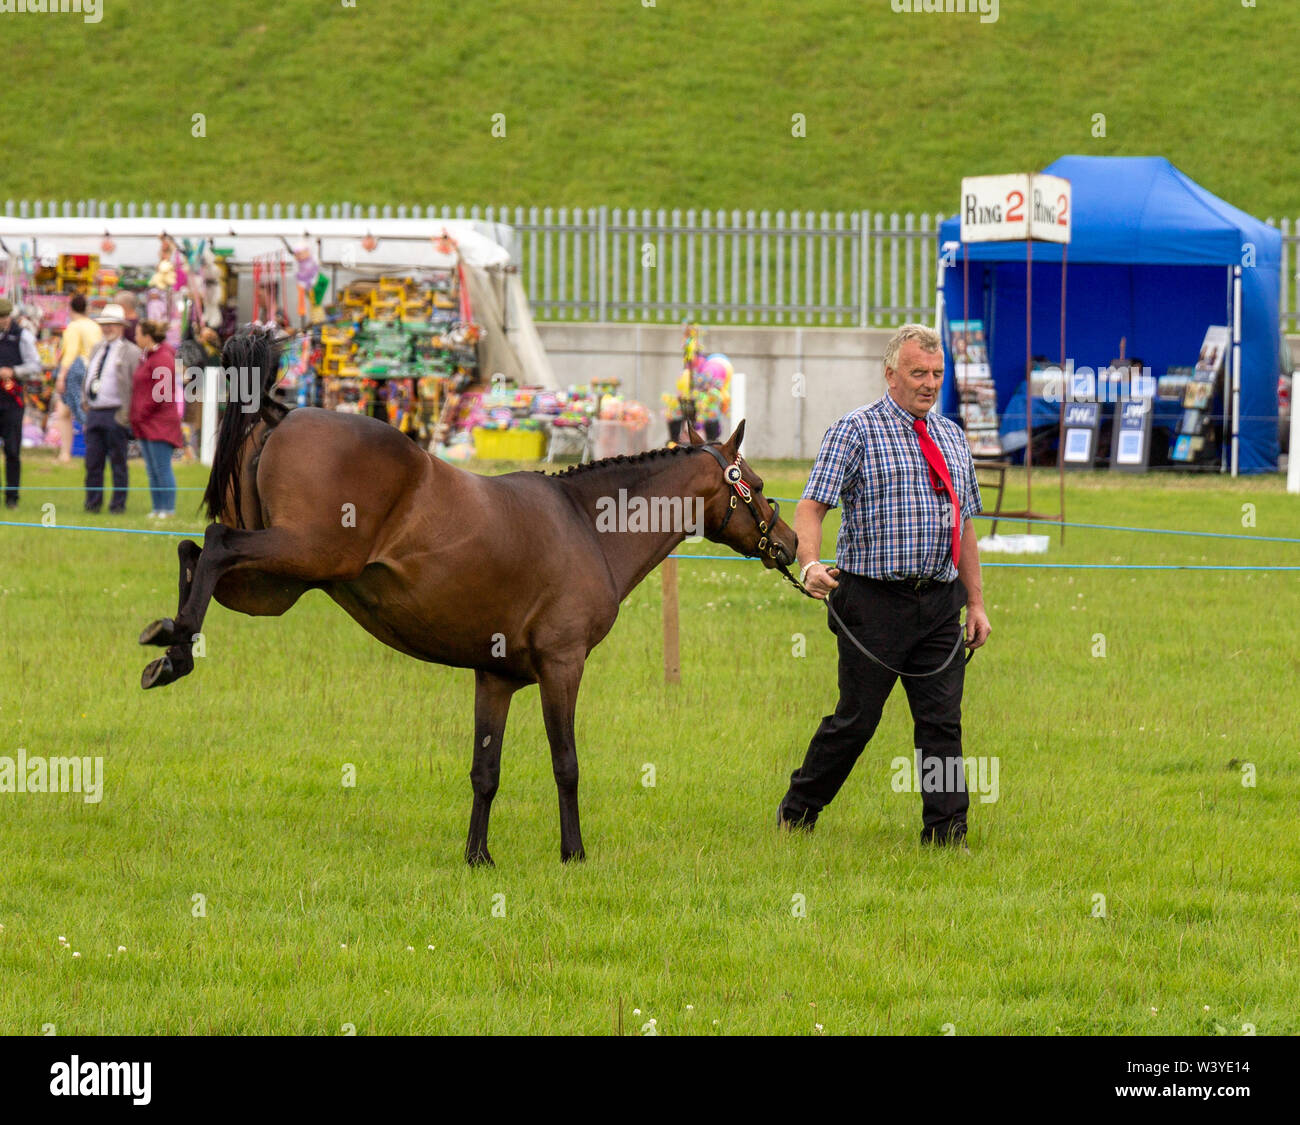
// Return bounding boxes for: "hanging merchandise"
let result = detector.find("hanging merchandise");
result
[663,323,732,442]
[199,244,226,329]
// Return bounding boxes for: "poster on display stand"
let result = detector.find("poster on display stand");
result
[1060,401,1102,470]
[1109,399,1153,472]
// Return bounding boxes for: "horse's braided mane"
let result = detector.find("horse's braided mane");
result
[537,443,705,478]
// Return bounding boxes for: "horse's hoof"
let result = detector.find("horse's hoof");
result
[561,848,587,864]
[141,656,177,690]
[139,618,176,647]
[465,850,495,868]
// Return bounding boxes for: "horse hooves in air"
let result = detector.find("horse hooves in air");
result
[141,655,186,690]
[139,618,177,647]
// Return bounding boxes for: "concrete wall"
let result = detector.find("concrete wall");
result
[535,323,895,460]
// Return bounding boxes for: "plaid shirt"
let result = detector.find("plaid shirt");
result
[802,394,982,581]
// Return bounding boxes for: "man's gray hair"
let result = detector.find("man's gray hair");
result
[883,324,943,374]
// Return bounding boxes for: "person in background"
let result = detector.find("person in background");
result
[53,293,103,464]
[82,303,141,514]
[130,320,182,519]
[116,291,141,344]
[181,326,222,463]
[0,297,44,509]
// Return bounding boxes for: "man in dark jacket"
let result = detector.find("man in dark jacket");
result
[0,297,44,509]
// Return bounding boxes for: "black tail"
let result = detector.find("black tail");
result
[202,328,290,525]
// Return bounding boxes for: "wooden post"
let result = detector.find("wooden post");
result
[662,557,680,685]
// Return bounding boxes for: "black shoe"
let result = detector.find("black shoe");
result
[777,800,816,833]
[4,501,16,511]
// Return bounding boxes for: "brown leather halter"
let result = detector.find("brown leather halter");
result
[699,444,786,563]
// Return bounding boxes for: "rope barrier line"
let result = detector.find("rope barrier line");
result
[968,515,1300,544]
[667,553,1300,572]
[0,522,1295,572]
[0,520,198,537]
[2,519,1299,570]
[4,486,207,492]
[767,499,1300,545]
[11,494,1297,540]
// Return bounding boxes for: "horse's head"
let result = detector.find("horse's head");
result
[689,420,798,570]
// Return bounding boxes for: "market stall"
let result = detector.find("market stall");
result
[0,215,565,460]
[938,156,1283,475]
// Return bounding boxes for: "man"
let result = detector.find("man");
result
[116,291,141,344]
[82,303,141,514]
[0,297,44,509]
[778,324,992,846]
[54,293,103,463]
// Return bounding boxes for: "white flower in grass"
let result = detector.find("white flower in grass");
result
[1203,1005,1211,1012]
[72,951,81,958]
[685,1004,694,1012]
[117,946,126,953]
[632,1008,641,1016]
[340,943,347,949]
[58,935,67,945]
[406,946,415,953]
[426,945,435,952]
[1150,1006,1158,1014]
[814,1023,824,1034]
[712,1019,720,1027]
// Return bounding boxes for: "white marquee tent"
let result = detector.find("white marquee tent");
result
[0,216,514,270]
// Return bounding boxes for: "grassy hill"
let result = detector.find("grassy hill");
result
[7,0,1299,218]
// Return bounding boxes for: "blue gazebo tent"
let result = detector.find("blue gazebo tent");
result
[938,155,1281,473]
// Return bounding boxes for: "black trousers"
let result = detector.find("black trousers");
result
[0,398,21,505]
[84,408,129,513]
[782,572,970,842]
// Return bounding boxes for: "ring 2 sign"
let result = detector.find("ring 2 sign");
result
[960,173,1072,244]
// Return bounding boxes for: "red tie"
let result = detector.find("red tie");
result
[913,417,962,565]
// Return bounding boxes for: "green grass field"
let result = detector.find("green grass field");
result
[7,0,1298,217]
[1,450,1297,1035]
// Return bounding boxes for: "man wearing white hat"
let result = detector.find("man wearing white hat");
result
[82,303,141,514]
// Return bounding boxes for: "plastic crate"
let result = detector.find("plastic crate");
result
[472,427,546,460]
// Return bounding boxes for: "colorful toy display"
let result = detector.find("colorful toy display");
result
[276,268,486,448]
[449,375,650,462]
[663,323,732,440]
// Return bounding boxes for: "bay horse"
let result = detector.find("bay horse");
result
[139,330,798,865]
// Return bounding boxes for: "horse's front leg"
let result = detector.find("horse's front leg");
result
[538,656,587,862]
[465,669,521,867]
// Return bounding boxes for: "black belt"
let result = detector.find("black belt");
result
[856,573,949,593]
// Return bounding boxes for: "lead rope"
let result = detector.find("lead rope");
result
[776,564,973,679]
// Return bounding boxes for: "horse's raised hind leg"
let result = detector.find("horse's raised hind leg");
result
[465,669,522,867]
[538,657,587,863]
[139,539,203,647]
[141,522,363,690]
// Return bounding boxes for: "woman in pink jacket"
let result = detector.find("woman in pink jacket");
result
[129,321,183,519]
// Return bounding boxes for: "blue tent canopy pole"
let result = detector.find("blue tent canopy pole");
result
[1232,264,1242,476]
